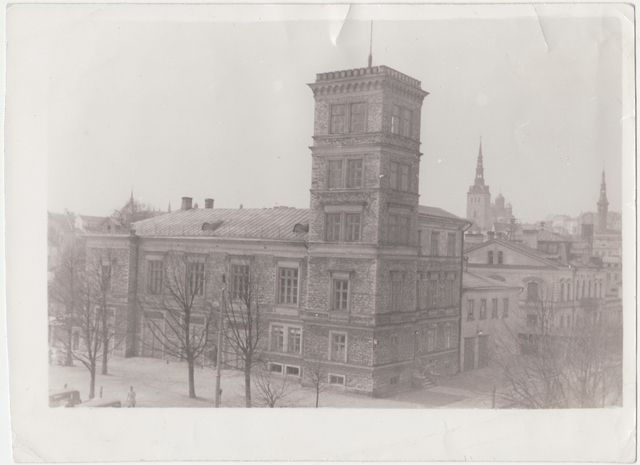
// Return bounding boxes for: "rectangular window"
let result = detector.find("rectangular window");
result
[389,215,409,245]
[350,103,366,133]
[391,279,402,312]
[428,273,438,309]
[269,363,283,373]
[329,374,345,385]
[391,104,401,134]
[278,268,298,305]
[328,160,344,188]
[467,299,475,320]
[444,273,457,306]
[431,231,440,256]
[400,163,409,191]
[285,365,301,376]
[527,282,539,302]
[347,159,363,188]
[492,298,499,319]
[187,262,205,296]
[287,327,301,354]
[415,278,421,310]
[330,104,346,134]
[389,161,410,192]
[480,299,487,320]
[444,324,452,349]
[427,326,436,352]
[503,298,509,318]
[330,333,347,362]
[447,233,456,256]
[231,264,249,299]
[101,265,112,291]
[325,213,342,242]
[401,108,412,137]
[271,325,284,351]
[332,279,349,311]
[390,161,399,189]
[344,214,361,242]
[147,260,163,294]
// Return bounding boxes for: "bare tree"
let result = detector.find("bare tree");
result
[139,250,217,398]
[85,249,122,375]
[49,240,85,366]
[305,356,328,408]
[253,363,295,408]
[222,264,267,408]
[495,281,622,408]
[111,196,156,229]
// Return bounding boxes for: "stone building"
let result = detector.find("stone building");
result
[460,272,521,371]
[466,141,513,232]
[82,64,470,397]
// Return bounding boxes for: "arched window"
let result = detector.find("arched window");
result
[527,281,539,302]
[497,251,503,264]
[588,280,592,297]
[560,282,565,301]
[488,251,494,264]
[567,282,572,301]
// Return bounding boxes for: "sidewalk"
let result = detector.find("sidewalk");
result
[49,356,497,408]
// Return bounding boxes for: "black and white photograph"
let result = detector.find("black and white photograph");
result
[4,3,636,462]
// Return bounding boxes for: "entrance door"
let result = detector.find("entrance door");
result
[463,337,475,371]
[478,335,489,368]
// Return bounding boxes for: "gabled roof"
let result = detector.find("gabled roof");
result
[463,271,521,291]
[132,207,310,241]
[465,238,562,268]
[417,205,467,222]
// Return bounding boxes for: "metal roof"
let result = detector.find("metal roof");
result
[132,207,310,241]
[417,205,466,222]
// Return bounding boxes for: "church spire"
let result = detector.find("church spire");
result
[597,169,609,233]
[474,138,485,186]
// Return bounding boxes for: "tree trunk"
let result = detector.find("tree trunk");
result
[89,363,96,399]
[244,358,252,408]
[101,316,109,375]
[65,323,73,366]
[315,387,319,408]
[188,357,196,398]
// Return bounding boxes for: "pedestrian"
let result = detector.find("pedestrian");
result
[125,386,136,408]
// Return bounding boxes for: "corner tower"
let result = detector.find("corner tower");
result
[466,140,492,231]
[307,65,428,246]
[597,169,609,233]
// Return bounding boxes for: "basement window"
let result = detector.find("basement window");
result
[328,374,345,386]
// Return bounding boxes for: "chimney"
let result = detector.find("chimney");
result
[181,197,193,210]
[205,198,214,209]
[487,231,495,240]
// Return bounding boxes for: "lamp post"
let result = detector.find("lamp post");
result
[214,274,226,408]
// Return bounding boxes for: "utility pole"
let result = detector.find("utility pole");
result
[214,274,226,407]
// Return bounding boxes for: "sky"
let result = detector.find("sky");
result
[40,5,628,222]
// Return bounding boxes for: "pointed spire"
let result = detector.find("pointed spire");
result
[367,21,373,68]
[474,138,485,186]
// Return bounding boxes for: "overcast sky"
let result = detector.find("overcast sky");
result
[40,5,627,222]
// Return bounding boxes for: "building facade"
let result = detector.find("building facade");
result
[82,64,470,397]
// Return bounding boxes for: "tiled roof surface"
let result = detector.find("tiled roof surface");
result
[132,207,310,241]
[418,205,466,222]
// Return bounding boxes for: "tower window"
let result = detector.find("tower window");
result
[430,231,440,256]
[325,211,362,243]
[390,161,410,192]
[330,103,367,134]
[389,214,409,245]
[391,104,401,134]
[327,157,364,189]
[330,105,346,134]
[401,108,412,137]
[332,281,349,311]
[447,233,456,256]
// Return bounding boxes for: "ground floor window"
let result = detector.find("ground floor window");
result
[329,374,345,385]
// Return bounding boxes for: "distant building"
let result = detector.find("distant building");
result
[460,272,521,371]
[82,63,472,397]
[466,141,514,232]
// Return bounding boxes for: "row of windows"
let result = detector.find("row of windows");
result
[487,251,503,264]
[325,157,412,192]
[419,231,457,256]
[329,103,413,138]
[467,298,509,320]
[526,280,603,303]
[324,213,411,245]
